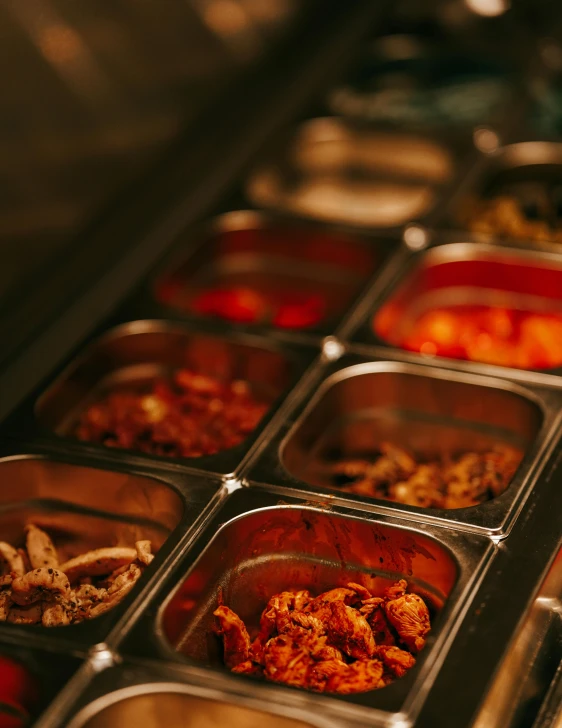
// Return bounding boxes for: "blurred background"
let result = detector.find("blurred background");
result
[0,0,560,370]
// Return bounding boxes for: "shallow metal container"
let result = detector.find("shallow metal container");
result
[245,117,473,232]
[445,142,562,247]
[147,210,390,337]
[2,319,316,478]
[245,352,562,537]
[327,33,520,131]
[0,441,223,651]
[114,488,492,727]
[68,682,323,728]
[352,240,562,379]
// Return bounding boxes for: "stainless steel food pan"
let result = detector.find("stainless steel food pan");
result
[0,442,222,651]
[352,240,562,380]
[245,354,562,537]
[146,210,390,337]
[8,320,315,479]
[41,659,340,728]
[445,141,562,246]
[245,117,472,232]
[115,488,492,727]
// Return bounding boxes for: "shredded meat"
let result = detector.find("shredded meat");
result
[384,580,431,653]
[0,525,154,626]
[72,368,269,459]
[214,605,252,669]
[214,580,430,694]
[324,659,385,693]
[320,441,521,509]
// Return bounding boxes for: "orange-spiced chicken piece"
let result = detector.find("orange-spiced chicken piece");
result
[263,630,316,688]
[213,605,251,669]
[322,601,376,660]
[259,589,312,637]
[376,645,416,679]
[384,580,430,653]
[360,598,397,646]
[323,658,385,694]
[214,580,431,694]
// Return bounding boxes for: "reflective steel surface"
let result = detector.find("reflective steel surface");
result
[1,2,562,728]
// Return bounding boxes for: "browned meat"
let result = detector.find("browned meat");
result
[325,659,385,693]
[361,598,397,646]
[323,442,521,510]
[231,659,263,676]
[324,601,376,660]
[25,525,59,570]
[11,568,70,606]
[0,543,25,578]
[376,645,416,678]
[0,525,153,626]
[215,579,430,694]
[384,581,431,653]
[59,547,138,582]
[263,631,316,688]
[214,605,251,669]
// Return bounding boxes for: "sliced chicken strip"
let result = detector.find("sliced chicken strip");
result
[88,563,142,618]
[42,602,71,627]
[214,605,251,669]
[25,524,59,569]
[11,568,71,606]
[0,543,25,578]
[71,583,108,622]
[59,547,137,583]
[17,549,32,574]
[7,602,43,625]
[135,540,154,566]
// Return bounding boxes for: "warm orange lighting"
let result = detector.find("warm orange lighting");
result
[38,24,82,64]
[204,0,249,36]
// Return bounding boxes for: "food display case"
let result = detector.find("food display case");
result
[1,1,562,727]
